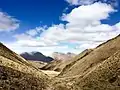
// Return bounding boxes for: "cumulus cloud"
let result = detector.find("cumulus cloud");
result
[40,3,119,51]
[6,2,120,56]
[14,33,46,47]
[0,11,19,31]
[62,2,115,22]
[39,3,118,44]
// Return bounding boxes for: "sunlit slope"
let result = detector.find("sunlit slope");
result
[59,35,120,77]
[73,50,120,90]
[51,35,120,90]
[0,43,51,90]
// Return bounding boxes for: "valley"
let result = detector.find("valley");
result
[0,35,120,90]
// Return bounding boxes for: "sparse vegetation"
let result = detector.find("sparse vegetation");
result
[0,65,49,90]
[0,43,50,90]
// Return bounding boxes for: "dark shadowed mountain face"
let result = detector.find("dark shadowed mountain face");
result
[20,52,53,62]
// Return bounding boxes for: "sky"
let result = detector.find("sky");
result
[0,0,120,56]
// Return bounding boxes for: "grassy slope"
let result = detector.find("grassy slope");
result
[41,60,62,71]
[28,60,47,69]
[50,35,120,90]
[59,49,93,76]
[74,50,120,90]
[0,65,49,90]
[52,50,120,90]
[59,35,120,77]
[0,43,51,90]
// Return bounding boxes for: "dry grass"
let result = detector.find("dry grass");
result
[73,50,120,90]
[0,43,51,90]
[50,35,120,90]
[0,65,50,90]
[59,49,93,76]
[41,60,62,71]
[59,35,120,78]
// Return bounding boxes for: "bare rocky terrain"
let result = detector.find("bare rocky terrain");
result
[1,35,120,90]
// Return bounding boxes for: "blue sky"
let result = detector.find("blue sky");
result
[0,0,120,56]
[0,0,68,40]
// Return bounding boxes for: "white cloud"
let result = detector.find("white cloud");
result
[62,2,115,22]
[42,2,117,43]
[26,29,38,36]
[65,0,118,6]
[14,33,46,47]
[39,3,119,52]
[6,2,120,56]
[0,12,19,31]
[5,42,70,56]
[65,0,96,5]
[26,26,47,36]
[115,22,120,30]
[40,24,66,43]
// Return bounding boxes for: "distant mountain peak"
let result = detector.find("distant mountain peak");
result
[20,51,53,62]
[52,52,76,60]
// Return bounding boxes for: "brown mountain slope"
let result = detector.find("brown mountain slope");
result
[60,49,93,75]
[73,50,120,90]
[0,43,36,69]
[49,35,120,90]
[41,60,62,71]
[28,60,47,69]
[41,52,76,72]
[52,50,120,90]
[0,43,51,90]
[59,35,120,77]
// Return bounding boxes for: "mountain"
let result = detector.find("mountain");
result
[51,35,120,90]
[52,52,76,60]
[59,35,120,77]
[20,52,53,62]
[59,49,93,74]
[0,42,51,90]
[41,52,76,72]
